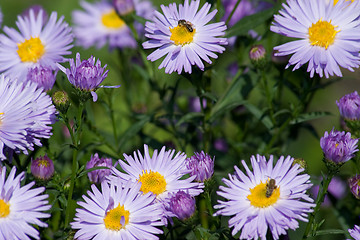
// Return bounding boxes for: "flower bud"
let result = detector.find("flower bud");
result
[86,153,112,184]
[185,151,214,182]
[249,45,266,68]
[336,91,360,121]
[27,66,57,91]
[292,158,307,172]
[31,155,55,180]
[167,191,195,220]
[52,91,70,114]
[113,0,135,16]
[349,175,360,199]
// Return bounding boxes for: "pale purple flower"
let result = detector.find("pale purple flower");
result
[249,45,266,62]
[349,225,360,240]
[214,155,315,240]
[86,153,112,184]
[21,5,48,23]
[185,151,214,182]
[31,155,55,180]
[113,0,135,15]
[320,128,359,163]
[71,180,164,239]
[108,144,204,219]
[271,0,360,78]
[349,175,360,199]
[0,9,73,80]
[143,0,228,74]
[58,52,119,102]
[0,74,56,160]
[336,91,360,120]
[166,191,195,220]
[27,66,57,91]
[0,166,51,239]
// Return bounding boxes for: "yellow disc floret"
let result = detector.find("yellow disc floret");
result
[138,170,166,195]
[17,37,45,63]
[170,22,196,46]
[334,0,354,5]
[308,19,340,49]
[103,204,130,231]
[0,199,10,218]
[101,9,125,29]
[0,112,4,127]
[247,181,280,208]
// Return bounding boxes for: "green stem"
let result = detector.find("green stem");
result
[64,103,84,227]
[108,93,118,145]
[225,0,241,26]
[260,70,275,125]
[302,172,334,239]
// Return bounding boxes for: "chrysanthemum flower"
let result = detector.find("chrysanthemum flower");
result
[166,190,196,221]
[320,128,358,164]
[86,153,112,184]
[142,0,228,74]
[185,151,214,182]
[0,9,73,80]
[71,180,163,240]
[0,74,56,160]
[349,225,360,240]
[0,166,51,240]
[271,0,360,78]
[72,0,152,49]
[336,91,360,120]
[214,155,315,240]
[348,175,360,199]
[108,144,203,206]
[58,52,119,102]
[27,66,57,91]
[31,155,55,180]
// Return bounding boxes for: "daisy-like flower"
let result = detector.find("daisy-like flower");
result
[86,153,112,184]
[71,180,163,240]
[0,9,73,80]
[349,225,360,240]
[271,0,360,78]
[336,91,360,120]
[108,145,203,211]
[142,0,228,74]
[72,0,152,49]
[320,128,359,164]
[214,155,315,240]
[0,74,56,160]
[0,166,51,240]
[185,151,214,182]
[26,66,57,91]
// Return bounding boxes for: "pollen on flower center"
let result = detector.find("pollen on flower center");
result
[169,22,196,46]
[103,204,130,231]
[101,9,125,29]
[138,170,166,195]
[38,159,49,167]
[334,0,354,5]
[247,181,280,208]
[17,37,45,63]
[308,19,339,49]
[0,199,10,218]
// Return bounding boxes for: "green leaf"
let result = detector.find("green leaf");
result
[176,112,204,127]
[243,102,273,130]
[225,8,276,38]
[131,13,148,25]
[117,114,152,150]
[290,111,331,125]
[77,166,110,179]
[315,229,345,236]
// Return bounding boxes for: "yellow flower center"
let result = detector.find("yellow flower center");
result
[101,9,125,29]
[0,112,3,126]
[138,170,166,195]
[308,19,339,49]
[38,159,49,167]
[0,199,10,218]
[17,37,45,63]
[169,21,196,46]
[334,0,354,5]
[103,204,130,231]
[247,181,280,208]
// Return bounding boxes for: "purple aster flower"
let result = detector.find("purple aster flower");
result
[0,166,51,239]
[166,191,196,220]
[271,0,360,78]
[113,0,135,15]
[31,155,55,180]
[143,0,228,74]
[86,153,112,184]
[185,151,214,182]
[27,66,57,91]
[349,175,360,199]
[336,91,360,120]
[21,5,48,23]
[58,52,119,102]
[349,225,360,240]
[0,9,73,80]
[320,128,359,164]
[214,138,229,152]
[214,155,315,240]
[71,180,164,239]
[0,74,56,160]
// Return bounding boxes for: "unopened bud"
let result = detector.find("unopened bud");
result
[52,91,70,114]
